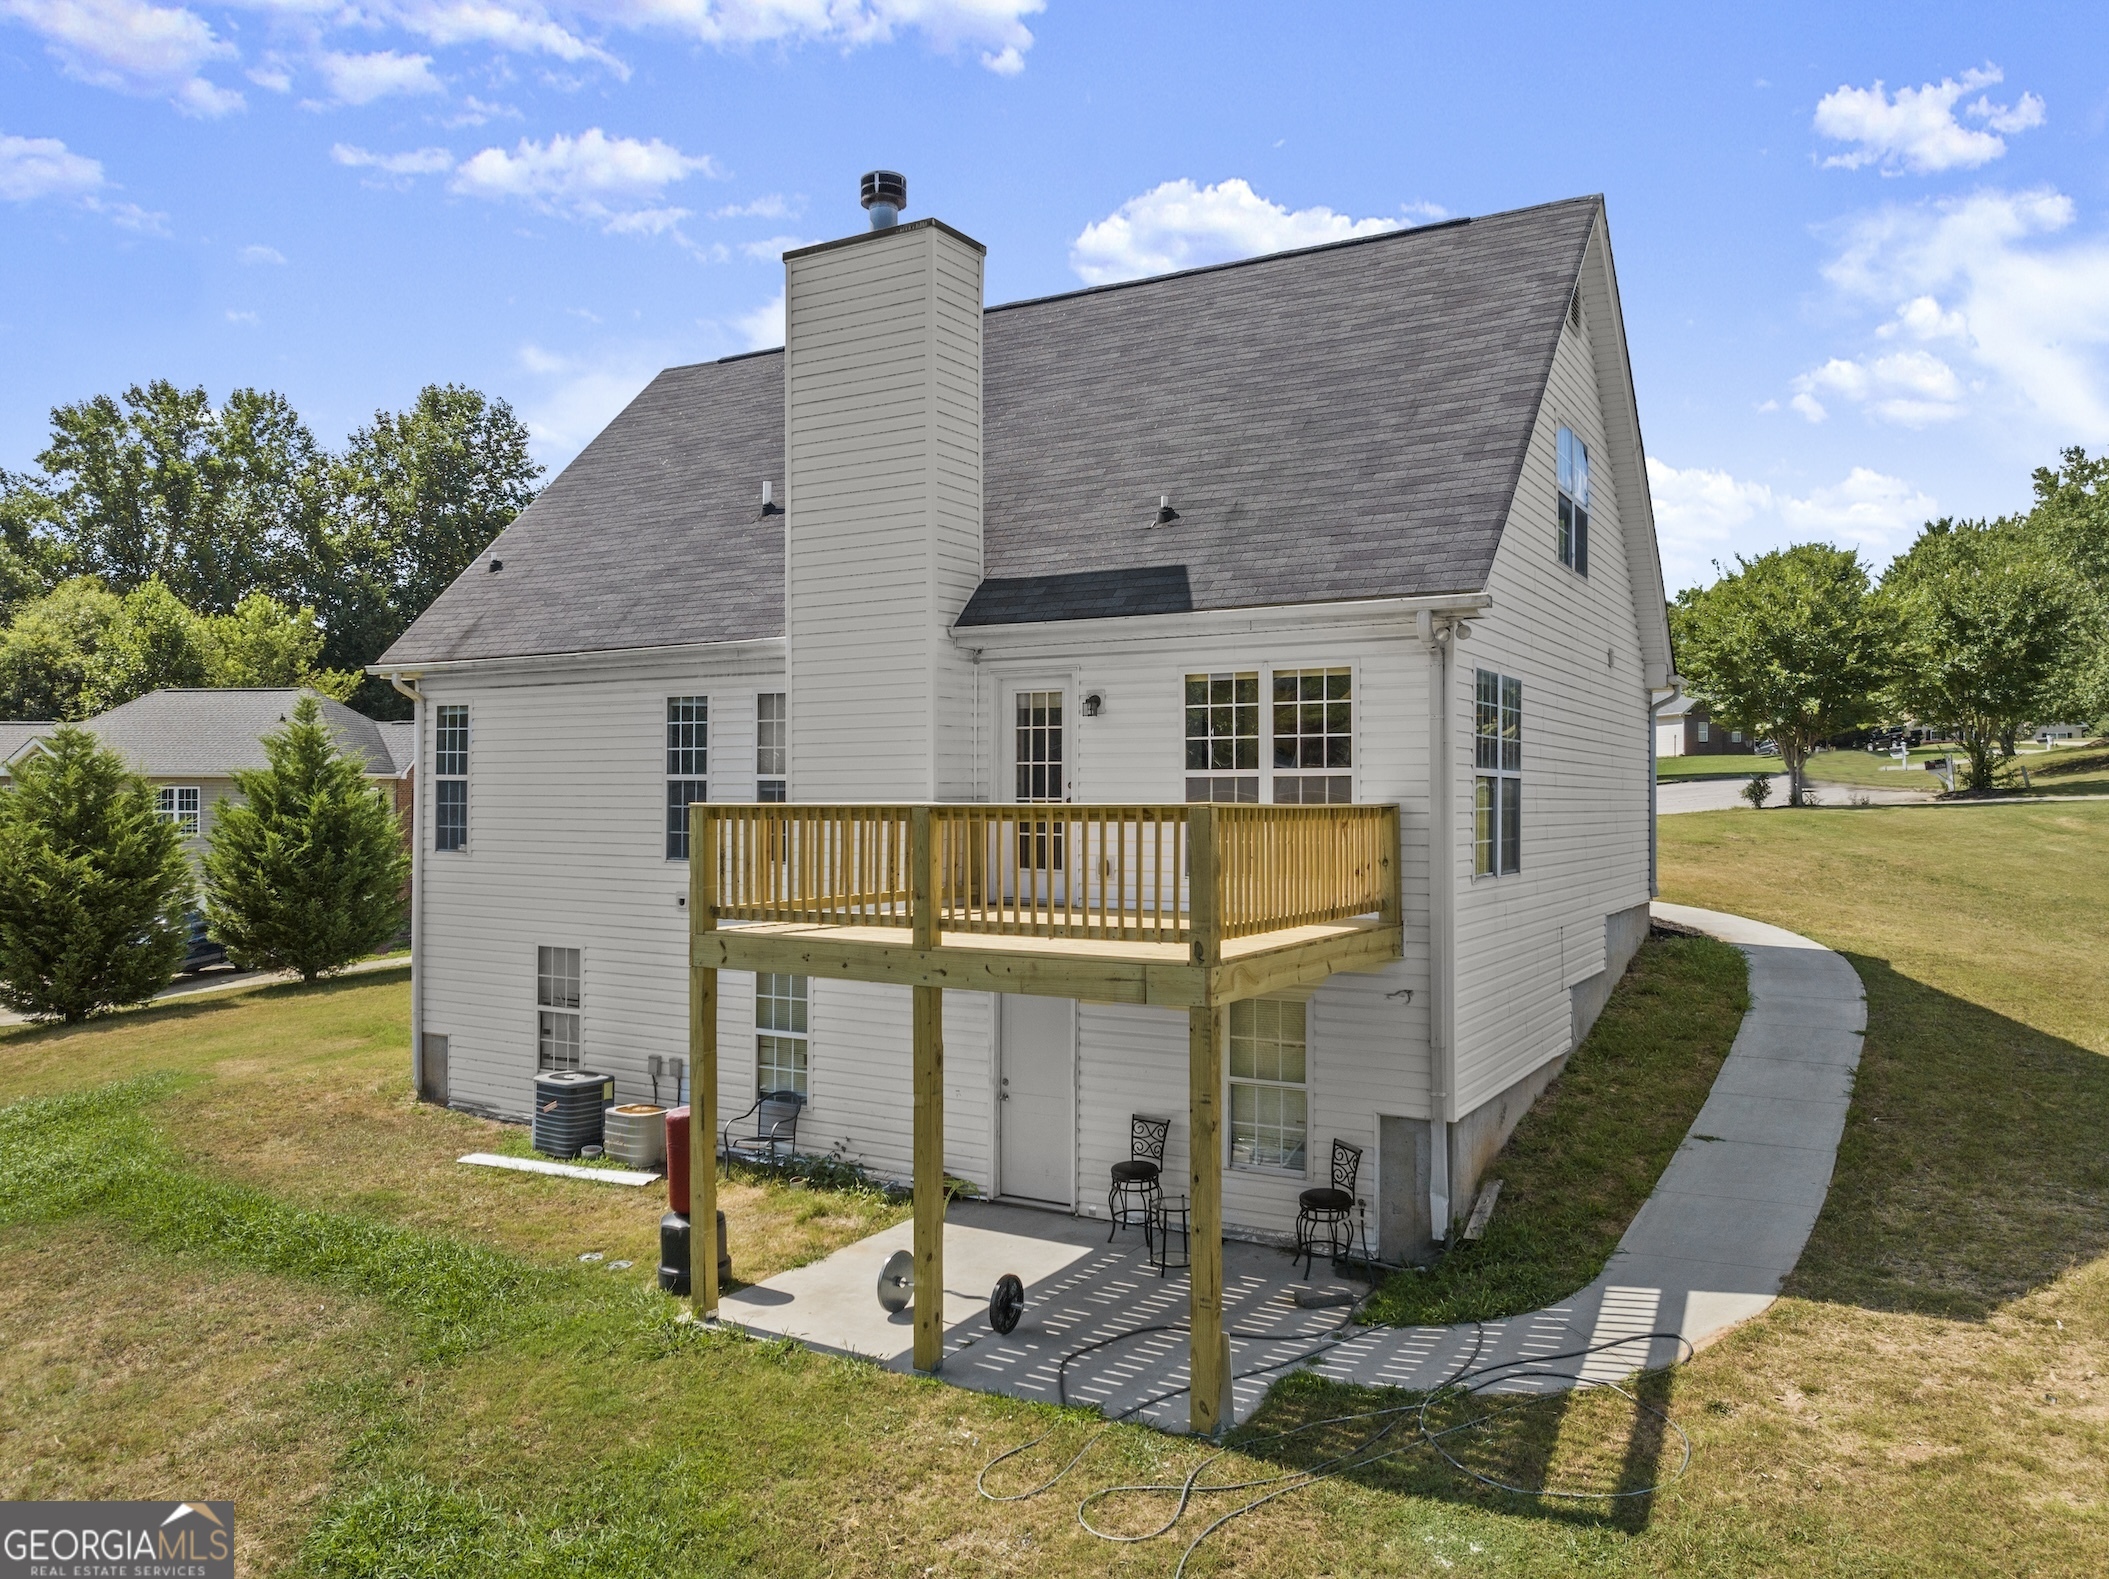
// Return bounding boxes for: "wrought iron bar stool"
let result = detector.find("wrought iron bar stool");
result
[1295,1138,1363,1276]
[1108,1114,1171,1247]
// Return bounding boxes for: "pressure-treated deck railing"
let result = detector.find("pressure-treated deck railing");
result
[704,802,1398,948]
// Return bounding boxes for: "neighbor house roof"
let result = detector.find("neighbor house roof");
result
[381,196,1607,666]
[0,721,54,769]
[84,690,405,778]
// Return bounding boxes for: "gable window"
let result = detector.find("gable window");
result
[1557,426,1590,576]
[536,946,581,1071]
[666,697,707,859]
[756,692,787,802]
[1228,998,1307,1173]
[155,785,201,837]
[1272,669,1352,803]
[434,705,468,852]
[1185,672,1259,803]
[756,973,809,1096]
[1473,670,1522,877]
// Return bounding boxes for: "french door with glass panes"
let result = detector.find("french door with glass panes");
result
[1010,685,1067,905]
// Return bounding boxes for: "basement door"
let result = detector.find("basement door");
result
[999,994,1076,1206]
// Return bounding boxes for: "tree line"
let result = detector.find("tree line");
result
[1673,448,2109,802]
[0,380,542,720]
[0,699,408,1021]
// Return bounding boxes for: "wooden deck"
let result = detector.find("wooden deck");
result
[684,801,1405,1433]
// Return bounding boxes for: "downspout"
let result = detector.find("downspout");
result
[1646,678,1682,898]
[391,673,427,1098]
[1417,610,1456,1244]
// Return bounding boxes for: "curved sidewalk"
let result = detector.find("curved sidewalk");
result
[1302,900,1866,1401]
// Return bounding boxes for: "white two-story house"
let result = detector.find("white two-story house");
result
[376,185,1673,1269]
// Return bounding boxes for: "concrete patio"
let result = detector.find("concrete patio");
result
[717,1202,1364,1430]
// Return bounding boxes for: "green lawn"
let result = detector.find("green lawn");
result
[1653,753,1763,780]
[3,806,2107,1574]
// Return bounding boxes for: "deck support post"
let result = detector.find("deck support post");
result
[1186,805,1231,1436]
[911,808,945,1372]
[689,803,720,1317]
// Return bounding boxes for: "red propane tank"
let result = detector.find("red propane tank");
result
[666,1105,690,1215]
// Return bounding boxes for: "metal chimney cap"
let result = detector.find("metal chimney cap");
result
[860,169,906,228]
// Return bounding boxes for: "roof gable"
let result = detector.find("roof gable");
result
[84,689,400,777]
[382,196,1605,665]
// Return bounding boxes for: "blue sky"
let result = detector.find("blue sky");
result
[3,0,2104,594]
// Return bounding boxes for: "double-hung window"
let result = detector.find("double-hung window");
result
[1014,690,1064,868]
[1184,672,1259,803]
[1557,426,1590,576]
[155,785,201,837]
[756,973,809,1097]
[536,946,581,1071]
[756,692,787,802]
[1272,669,1352,803]
[666,697,707,859]
[1228,998,1308,1173]
[1473,670,1522,877]
[434,705,468,852]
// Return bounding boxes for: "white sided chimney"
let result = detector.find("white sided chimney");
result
[781,174,985,801]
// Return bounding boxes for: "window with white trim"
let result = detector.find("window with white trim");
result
[536,946,581,1071]
[155,785,201,837]
[1185,672,1259,803]
[434,705,468,852]
[1272,668,1352,803]
[1557,426,1590,575]
[1229,998,1307,1173]
[756,973,809,1096]
[666,696,707,859]
[1014,690,1064,868]
[1473,670,1522,877]
[756,692,787,802]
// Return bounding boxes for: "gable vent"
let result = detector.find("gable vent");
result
[1567,286,1583,331]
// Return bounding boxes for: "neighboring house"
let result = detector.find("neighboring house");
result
[74,689,414,852]
[1654,695,1754,758]
[0,721,56,777]
[374,189,1674,1261]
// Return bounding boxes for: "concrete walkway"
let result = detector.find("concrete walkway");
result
[0,953,411,1027]
[1659,775,1929,813]
[716,902,1865,1425]
[1305,900,1864,1397]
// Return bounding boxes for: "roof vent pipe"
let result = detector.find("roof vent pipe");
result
[860,170,906,230]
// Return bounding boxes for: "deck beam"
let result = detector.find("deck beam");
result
[910,809,945,1372]
[689,804,720,1318]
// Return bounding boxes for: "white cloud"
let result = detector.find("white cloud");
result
[1814,64,2044,175]
[331,142,456,175]
[513,339,661,466]
[732,291,783,350]
[238,242,286,263]
[1789,348,1965,427]
[225,308,260,324]
[450,128,716,231]
[313,49,444,105]
[1070,178,1398,285]
[1815,186,2109,442]
[2,0,242,115]
[90,197,169,232]
[0,131,104,200]
[580,0,1041,74]
[380,0,627,74]
[711,193,793,220]
[1649,458,1937,592]
[737,233,805,259]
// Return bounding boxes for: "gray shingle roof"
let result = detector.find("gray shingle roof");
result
[84,690,404,778]
[382,196,1600,664]
[0,721,53,767]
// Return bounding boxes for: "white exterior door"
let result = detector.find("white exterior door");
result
[999,994,1075,1205]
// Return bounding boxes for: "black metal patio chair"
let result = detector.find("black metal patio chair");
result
[1108,1114,1171,1246]
[722,1089,806,1168]
[1296,1138,1363,1276]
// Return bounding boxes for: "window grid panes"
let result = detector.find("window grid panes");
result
[756,972,809,1097]
[536,946,581,1072]
[1014,690,1065,868]
[757,692,787,802]
[1229,998,1308,1172]
[1185,672,1259,803]
[666,697,707,858]
[1473,670,1522,877]
[434,705,468,851]
[1557,426,1591,576]
[1272,668,1352,804]
[156,785,201,837]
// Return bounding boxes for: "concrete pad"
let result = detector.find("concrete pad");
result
[1646,1136,1840,1208]
[1709,1054,1857,1104]
[1688,1090,1850,1148]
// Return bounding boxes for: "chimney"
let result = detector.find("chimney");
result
[782,175,985,801]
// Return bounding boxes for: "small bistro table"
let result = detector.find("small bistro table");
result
[1150,1195,1192,1278]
